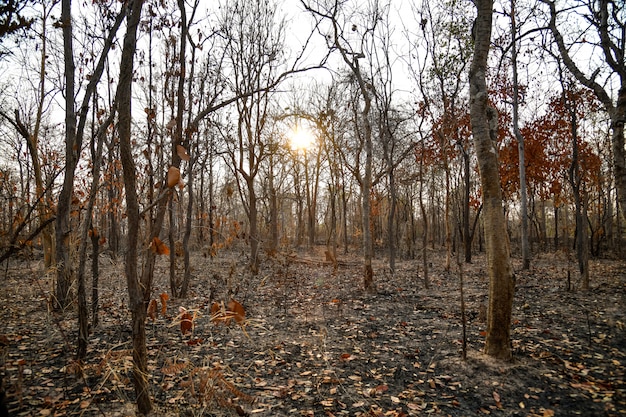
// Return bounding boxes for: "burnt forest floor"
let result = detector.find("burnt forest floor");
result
[0,247,625,417]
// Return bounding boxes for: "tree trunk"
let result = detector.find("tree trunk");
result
[268,155,278,254]
[469,0,515,361]
[248,177,260,274]
[463,151,472,263]
[76,111,112,360]
[56,0,79,310]
[565,88,590,290]
[387,169,397,273]
[91,225,100,328]
[510,0,530,269]
[611,87,626,226]
[116,0,151,414]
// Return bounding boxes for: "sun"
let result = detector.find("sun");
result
[289,125,315,151]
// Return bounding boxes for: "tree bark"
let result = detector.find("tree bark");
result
[116,0,151,413]
[469,0,515,361]
[55,0,78,310]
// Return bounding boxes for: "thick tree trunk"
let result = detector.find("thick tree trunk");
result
[469,0,515,361]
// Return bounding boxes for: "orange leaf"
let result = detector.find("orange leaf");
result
[180,312,193,335]
[177,144,190,161]
[147,299,158,321]
[186,338,204,346]
[167,166,180,188]
[160,293,169,316]
[227,299,246,324]
[210,302,222,324]
[150,237,170,255]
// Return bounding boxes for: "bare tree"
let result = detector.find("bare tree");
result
[303,0,382,291]
[541,0,626,226]
[56,0,125,309]
[221,0,287,274]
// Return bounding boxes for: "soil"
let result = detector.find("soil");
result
[0,247,624,417]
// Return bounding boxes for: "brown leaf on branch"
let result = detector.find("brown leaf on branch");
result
[177,144,190,161]
[167,166,181,188]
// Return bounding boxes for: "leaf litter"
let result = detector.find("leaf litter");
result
[0,249,624,416]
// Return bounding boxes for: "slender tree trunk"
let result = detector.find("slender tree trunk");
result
[248,177,260,274]
[463,151,472,263]
[269,159,279,254]
[76,111,113,360]
[56,0,79,310]
[440,134,452,271]
[91,225,100,328]
[611,87,626,225]
[565,88,590,290]
[510,0,530,269]
[388,169,397,273]
[419,147,429,289]
[117,0,152,413]
[470,0,515,361]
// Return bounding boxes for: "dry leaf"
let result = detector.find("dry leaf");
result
[162,362,187,376]
[227,299,246,324]
[150,237,170,256]
[180,312,193,335]
[492,391,500,403]
[167,166,180,188]
[177,144,190,161]
[186,338,204,346]
[160,293,169,316]
[147,299,158,321]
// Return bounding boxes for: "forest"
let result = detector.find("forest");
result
[0,0,624,415]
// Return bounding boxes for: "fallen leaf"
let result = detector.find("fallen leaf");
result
[147,299,158,321]
[492,391,500,403]
[186,338,204,346]
[227,299,246,324]
[160,293,169,316]
[180,312,193,335]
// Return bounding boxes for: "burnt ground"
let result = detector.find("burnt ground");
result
[0,247,625,417]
